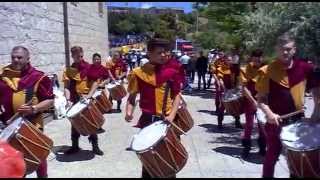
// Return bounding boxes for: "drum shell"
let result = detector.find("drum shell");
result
[93,90,112,114]
[68,102,105,136]
[7,120,53,174]
[222,96,245,116]
[172,108,194,136]
[109,84,127,101]
[285,148,320,177]
[135,127,188,178]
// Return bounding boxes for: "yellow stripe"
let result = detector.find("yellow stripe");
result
[155,83,173,116]
[132,65,156,86]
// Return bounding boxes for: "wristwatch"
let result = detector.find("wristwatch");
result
[31,105,37,114]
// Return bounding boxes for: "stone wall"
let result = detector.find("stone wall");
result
[0,2,108,76]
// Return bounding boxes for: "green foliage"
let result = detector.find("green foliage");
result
[108,11,196,41]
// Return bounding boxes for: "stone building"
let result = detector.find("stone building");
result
[0,2,109,77]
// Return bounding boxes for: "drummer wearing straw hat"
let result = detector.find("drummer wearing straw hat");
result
[0,46,54,178]
[125,37,183,178]
[255,32,320,178]
[63,46,103,155]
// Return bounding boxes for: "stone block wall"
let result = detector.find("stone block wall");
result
[0,2,108,78]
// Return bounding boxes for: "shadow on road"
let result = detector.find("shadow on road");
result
[198,123,242,134]
[182,89,215,99]
[52,145,95,162]
[212,146,264,164]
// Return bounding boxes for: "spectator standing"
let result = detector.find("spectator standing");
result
[196,51,208,90]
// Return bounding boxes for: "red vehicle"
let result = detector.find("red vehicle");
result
[176,39,193,55]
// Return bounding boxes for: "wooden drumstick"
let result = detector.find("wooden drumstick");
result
[166,119,187,135]
[279,109,304,120]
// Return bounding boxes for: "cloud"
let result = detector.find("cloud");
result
[141,2,153,9]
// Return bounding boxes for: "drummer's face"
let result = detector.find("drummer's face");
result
[251,56,262,67]
[93,56,101,65]
[148,47,167,65]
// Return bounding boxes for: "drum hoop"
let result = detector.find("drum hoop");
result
[66,101,89,118]
[0,117,24,141]
[132,121,170,153]
[281,143,320,152]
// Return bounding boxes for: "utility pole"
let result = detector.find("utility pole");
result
[63,2,70,67]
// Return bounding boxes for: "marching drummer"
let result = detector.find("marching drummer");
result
[239,49,266,158]
[0,46,54,178]
[125,38,182,178]
[63,46,103,155]
[211,50,243,129]
[105,51,128,113]
[255,32,320,178]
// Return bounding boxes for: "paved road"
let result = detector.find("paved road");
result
[27,77,315,178]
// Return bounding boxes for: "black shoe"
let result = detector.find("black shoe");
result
[218,124,223,130]
[97,128,106,134]
[92,146,104,156]
[65,146,80,155]
[116,109,121,113]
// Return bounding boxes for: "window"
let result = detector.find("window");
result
[98,2,104,17]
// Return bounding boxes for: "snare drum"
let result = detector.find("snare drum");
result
[280,121,320,177]
[0,116,53,174]
[222,88,244,116]
[92,90,112,114]
[130,121,188,178]
[172,107,194,136]
[66,99,105,136]
[106,82,127,101]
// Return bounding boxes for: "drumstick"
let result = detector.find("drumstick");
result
[166,120,187,135]
[279,109,305,120]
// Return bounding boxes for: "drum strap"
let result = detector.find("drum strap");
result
[161,80,172,118]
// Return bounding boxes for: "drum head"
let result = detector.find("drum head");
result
[106,83,116,89]
[281,121,320,151]
[66,99,90,118]
[222,88,242,102]
[0,116,24,141]
[130,121,168,152]
[92,91,102,98]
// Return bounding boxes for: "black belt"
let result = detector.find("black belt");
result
[142,113,163,123]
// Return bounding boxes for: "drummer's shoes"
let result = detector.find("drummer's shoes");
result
[115,108,122,113]
[92,144,104,156]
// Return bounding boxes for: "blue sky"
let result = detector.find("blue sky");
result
[106,2,193,13]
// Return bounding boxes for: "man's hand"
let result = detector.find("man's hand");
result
[17,104,34,116]
[164,114,175,123]
[125,113,134,122]
[66,100,73,109]
[266,112,281,126]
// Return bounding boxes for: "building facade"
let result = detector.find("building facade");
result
[0,2,109,76]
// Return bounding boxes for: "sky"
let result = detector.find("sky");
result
[106,2,193,13]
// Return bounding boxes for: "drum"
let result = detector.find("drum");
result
[130,121,188,178]
[66,99,105,136]
[172,107,194,136]
[280,121,320,177]
[0,116,53,174]
[92,90,112,114]
[222,88,245,116]
[106,81,127,101]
